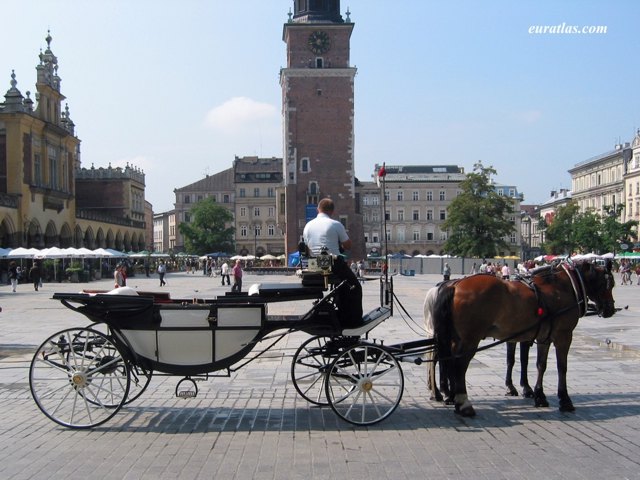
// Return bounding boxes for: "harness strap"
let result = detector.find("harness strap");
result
[561,262,588,317]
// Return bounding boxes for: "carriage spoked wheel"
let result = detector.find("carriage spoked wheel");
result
[85,323,152,405]
[325,343,404,426]
[29,327,130,429]
[291,336,333,405]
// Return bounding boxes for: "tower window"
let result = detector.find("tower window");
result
[316,88,322,95]
[316,58,324,69]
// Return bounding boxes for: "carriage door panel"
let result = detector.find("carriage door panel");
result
[215,306,264,362]
[157,330,213,365]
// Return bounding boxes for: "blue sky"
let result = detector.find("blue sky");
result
[2,0,639,213]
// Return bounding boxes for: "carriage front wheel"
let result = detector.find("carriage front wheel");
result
[325,343,404,426]
[29,327,130,429]
[291,336,334,406]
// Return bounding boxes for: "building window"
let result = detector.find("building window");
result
[413,210,420,221]
[301,158,309,172]
[397,227,405,242]
[239,188,246,198]
[426,191,433,202]
[509,188,516,197]
[240,225,247,237]
[268,207,275,217]
[34,154,42,186]
[439,209,446,220]
[384,191,390,201]
[385,210,390,221]
[397,210,404,221]
[223,194,230,203]
[427,232,434,241]
[240,207,247,217]
[439,191,445,201]
[254,207,260,217]
[372,211,379,222]
[184,195,190,204]
[397,191,404,201]
[412,191,419,201]
[363,196,370,206]
[254,188,260,198]
[413,229,420,241]
[268,224,275,236]
[427,209,433,220]
[184,212,191,222]
[497,189,504,196]
[372,196,380,206]
[267,187,275,197]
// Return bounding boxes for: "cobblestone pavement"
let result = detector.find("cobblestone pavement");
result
[0,270,639,479]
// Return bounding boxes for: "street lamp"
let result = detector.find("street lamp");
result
[253,224,259,257]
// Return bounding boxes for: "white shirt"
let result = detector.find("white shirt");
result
[303,212,350,256]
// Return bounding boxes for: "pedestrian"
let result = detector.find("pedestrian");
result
[443,263,451,281]
[357,259,366,279]
[501,263,511,280]
[231,259,243,292]
[114,264,126,288]
[158,260,167,286]
[29,260,42,291]
[221,261,230,285]
[8,261,18,293]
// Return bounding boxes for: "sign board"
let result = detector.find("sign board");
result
[305,204,317,223]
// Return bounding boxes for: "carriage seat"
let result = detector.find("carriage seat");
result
[247,282,325,303]
[104,286,139,296]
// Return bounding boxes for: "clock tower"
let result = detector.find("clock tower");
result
[280,0,364,259]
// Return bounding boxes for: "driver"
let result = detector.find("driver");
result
[303,198,363,327]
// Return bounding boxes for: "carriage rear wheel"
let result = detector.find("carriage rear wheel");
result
[29,327,130,429]
[325,343,404,426]
[291,336,333,405]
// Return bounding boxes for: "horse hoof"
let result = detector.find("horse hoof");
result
[505,386,519,396]
[444,396,455,405]
[431,392,444,402]
[559,401,575,412]
[522,387,534,398]
[535,398,549,408]
[455,404,476,417]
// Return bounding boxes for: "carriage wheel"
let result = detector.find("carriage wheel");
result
[291,336,333,405]
[325,343,404,426]
[85,323,152,405]
[29,328,130,429]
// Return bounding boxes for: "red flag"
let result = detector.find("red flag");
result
[378,165,386,177]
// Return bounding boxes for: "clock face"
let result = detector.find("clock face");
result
[308,31,330,55]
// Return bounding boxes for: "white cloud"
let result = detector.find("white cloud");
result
[203,97,278,134]
[515,110,543,124]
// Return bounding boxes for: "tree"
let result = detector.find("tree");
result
[178,198,235,254]
[442,162,515,257]
[543,202,579,255]
[542,202,638,255]
[601,204,638,253]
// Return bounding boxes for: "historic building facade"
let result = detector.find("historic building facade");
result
[0,32,147,251]
[280,1,364,259]
[360,164,524,257]
[234,156,284,257]
[568,142,630,218]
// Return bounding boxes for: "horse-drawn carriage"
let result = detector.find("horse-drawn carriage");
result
[29,255,616,429]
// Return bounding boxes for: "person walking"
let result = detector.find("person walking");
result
[221,261,230,286]
[114,264,126,288]
[8,261,18,293]
[157,260,167,286]
[29,260,42,291]
[231,260,243,292]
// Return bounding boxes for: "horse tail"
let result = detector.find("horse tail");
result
[433,283,457,365]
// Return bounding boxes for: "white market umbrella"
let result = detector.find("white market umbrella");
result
[8,247,40,258]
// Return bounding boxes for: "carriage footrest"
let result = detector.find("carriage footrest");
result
[341,306,391,337]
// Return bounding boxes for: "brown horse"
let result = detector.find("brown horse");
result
[433,261,616,417]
